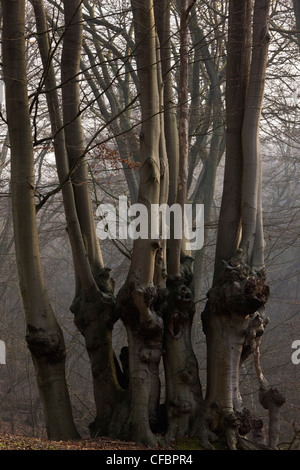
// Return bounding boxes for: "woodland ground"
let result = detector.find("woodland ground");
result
[0,433,295,451]
[0,433,177,451]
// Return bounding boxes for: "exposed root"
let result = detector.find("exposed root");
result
[190,411,218,450]
[254,335,285,449]
[237,435,274,450]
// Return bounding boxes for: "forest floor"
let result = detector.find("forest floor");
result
[0,433,177,451]
[0,433,290,452]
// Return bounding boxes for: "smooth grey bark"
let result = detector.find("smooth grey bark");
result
[1,0,79,441]
[59,0,121,437]
[201,0,278,450]
[253,336,285,449]
[213,0,253,283]
[153,0,204,443]
[61,1,103,275]
[154,0,179,208]
[32,0,97,297]
[240,0,270,265]
[116,0,166,447]
[155,32,169,286]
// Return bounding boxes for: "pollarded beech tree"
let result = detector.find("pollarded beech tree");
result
[201,0,285,449]
[31,0,121,437]
[158,0,204,444]
[0,0,286,450]
[116,0,203,446]
[115,0,167,446]
[1,0,80,441]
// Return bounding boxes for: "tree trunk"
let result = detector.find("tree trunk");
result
[115,0,166,447]
[1,0,79,440]
[202,0,273,449]
[240,0,270,264]
[60,0,121,437]
[155,0,204,443]
[154,0,179,208]
[213,0,252,282]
